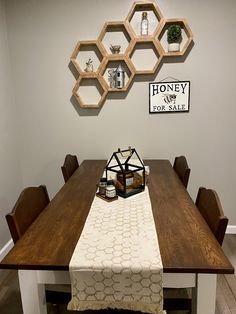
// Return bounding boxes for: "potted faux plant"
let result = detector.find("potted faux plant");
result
[167,24,182,52]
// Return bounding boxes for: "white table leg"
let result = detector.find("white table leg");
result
[193,274,217,314]
[18,270,47,314]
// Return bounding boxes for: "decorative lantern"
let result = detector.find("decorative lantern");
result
[115,64,125,89]
[106,147,145,198]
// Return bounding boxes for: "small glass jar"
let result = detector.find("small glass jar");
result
[106,180,116,198]
[99,177,107,195]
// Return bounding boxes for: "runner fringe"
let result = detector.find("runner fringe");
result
[67,300,166,314]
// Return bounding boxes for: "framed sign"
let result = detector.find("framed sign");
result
[149,81,190,113]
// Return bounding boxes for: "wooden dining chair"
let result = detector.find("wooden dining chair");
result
[61,154,79,183]
[164,187,229,313]
[5,185,71,305]
[173,155,191,188]
[196,187,228,246]
[6,185,49,244]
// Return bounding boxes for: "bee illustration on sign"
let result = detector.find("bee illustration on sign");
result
[149,81,190,113]
[163,94,177,105]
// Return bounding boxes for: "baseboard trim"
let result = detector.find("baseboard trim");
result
[226,225,236,234]
[0,239,13,261]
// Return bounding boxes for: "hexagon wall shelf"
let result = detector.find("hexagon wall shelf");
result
[156,18,193,57]
[98,22,134,57]
[70,1,193,109]
[125,1,164,38]
[71,40,106,76]
[100,58,135,92]
[73,76,107,108]
[129,39,163,75]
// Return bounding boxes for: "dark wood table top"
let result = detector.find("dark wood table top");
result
[0,160,234,274]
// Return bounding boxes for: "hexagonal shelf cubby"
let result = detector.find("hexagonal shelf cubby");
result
[129,39,163,74]
[100,57,135,92]
[73,76,108,108]
[156,18,193,57]
[125,1,164,38]
[71,40,106,76]
[98,22,134,57]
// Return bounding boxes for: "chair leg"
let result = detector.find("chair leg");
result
[164,297,192,311]
[45,290,71,304]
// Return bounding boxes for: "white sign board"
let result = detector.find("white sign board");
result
[149,81,190,113]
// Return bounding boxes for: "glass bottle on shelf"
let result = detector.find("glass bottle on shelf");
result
[141,11,148,36]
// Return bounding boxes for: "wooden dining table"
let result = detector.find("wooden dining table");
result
[0,160,234,314]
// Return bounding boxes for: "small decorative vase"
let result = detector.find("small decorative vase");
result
[168,43,180,52]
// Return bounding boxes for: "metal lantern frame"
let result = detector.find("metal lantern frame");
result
[106,147,145,198]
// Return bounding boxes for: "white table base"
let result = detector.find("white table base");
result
[18,270,216,314]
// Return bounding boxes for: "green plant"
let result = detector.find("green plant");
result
[167,24,182,44]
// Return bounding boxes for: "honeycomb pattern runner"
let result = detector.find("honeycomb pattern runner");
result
[68,187,166,314]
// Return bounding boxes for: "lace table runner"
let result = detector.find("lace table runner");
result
[68,187,165,314]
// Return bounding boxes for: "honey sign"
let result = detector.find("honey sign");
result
[149,81,190,113]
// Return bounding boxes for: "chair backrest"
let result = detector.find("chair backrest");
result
[61,154,79,183]
[6,185,50,244]
[173,156,191,188]
[195,187,228,245]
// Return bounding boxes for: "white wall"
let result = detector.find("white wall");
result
[0,0,22,247]
[4,0,236,226]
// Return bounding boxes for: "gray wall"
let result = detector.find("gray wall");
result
[0,0,22,248]
[1,0,236,246]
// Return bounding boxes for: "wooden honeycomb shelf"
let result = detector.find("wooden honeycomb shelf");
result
[70,1,193,109]
[100,57,135,92]
[128,39,163,75]
[73,76,108,108]
[98,21,134,57]
[156,18,193,57]
[125,0,164,39]
[71,40,106,76]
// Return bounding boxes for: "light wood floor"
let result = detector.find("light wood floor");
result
[216,234,236,314]
[0,234,235,314]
